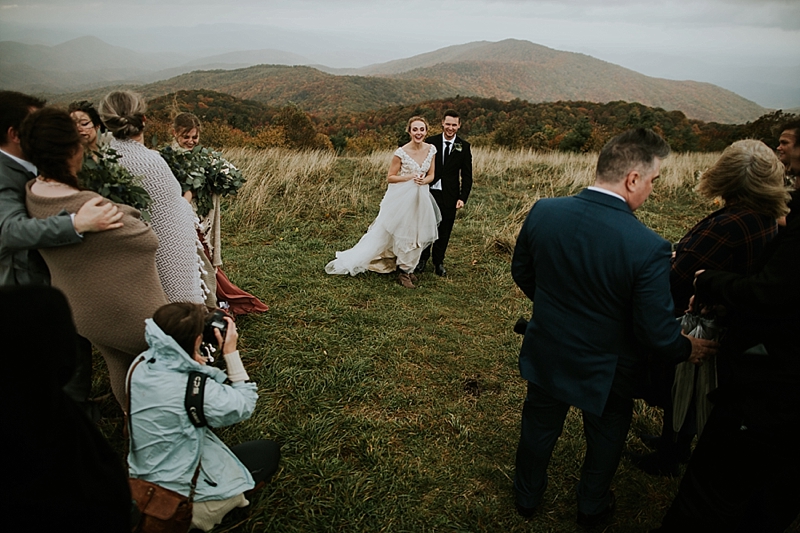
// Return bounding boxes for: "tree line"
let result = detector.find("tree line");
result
[142,90,796,154]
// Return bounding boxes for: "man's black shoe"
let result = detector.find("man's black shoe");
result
[577,491,615,528]
[434,263,447,277]
[515,501,536,519]
[629,451,680,477]
[414,259,427,273]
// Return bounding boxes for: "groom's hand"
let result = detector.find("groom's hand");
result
[456,200,465,209]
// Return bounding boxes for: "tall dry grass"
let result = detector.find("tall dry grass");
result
[470,148,722,255]
[222,147,722,249]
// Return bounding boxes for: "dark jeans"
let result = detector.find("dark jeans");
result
[656,403,800,532]
[230,440,281,486]
[419,190,455,266]
[513,381,632,515]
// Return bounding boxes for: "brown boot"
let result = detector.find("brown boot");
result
[409,272,418,283]
[398,272,416,289]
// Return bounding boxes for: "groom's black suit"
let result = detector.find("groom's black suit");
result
[421,133,472,267]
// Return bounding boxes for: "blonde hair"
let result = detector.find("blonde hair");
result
[698,139,791,219]
[98,90,147,139]
[406,115,429,133]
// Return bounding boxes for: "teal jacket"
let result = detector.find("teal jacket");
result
[127,319,258,501]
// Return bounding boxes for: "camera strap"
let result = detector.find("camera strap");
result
[185,371,209,428]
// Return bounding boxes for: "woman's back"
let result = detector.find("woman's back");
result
[111,137,204,304]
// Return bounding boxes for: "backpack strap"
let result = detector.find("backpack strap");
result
[185,371,209,428]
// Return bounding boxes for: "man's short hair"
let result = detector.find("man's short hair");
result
[153,302,206,357]
[596,128,670,183]
[443,109,460,121]
[780,120,800,141]
[0,91,46,145]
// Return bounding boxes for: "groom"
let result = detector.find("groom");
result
[417,110,472,277]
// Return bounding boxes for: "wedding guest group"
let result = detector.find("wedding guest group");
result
[22,107,167,408]
[326,115,440,289]
[510,128,717,527]
[633,139,790,477]
[416,110,472,277]
[653,142,800,533]
[99,90,206,304]
[0,91,122,414]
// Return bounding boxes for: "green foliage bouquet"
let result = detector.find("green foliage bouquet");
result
[159,145,245,217]
[78,146,152,221]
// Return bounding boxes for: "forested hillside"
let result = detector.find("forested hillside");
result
[134,90,795,154]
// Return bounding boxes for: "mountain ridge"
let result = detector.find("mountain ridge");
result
[4,36,771,123]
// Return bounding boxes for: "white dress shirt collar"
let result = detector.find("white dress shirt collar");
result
[587,186,626,204]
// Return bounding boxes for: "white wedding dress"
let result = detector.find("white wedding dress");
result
[326,145,441,276]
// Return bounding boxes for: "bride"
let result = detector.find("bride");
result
[326,116,441,289]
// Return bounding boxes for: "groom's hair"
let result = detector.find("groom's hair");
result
[443,109,460,121]
[596,128,670,184]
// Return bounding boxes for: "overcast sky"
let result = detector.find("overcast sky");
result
[2,0,799,106]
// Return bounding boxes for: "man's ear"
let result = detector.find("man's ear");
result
[624,169,640,192]
[6,126,20,145]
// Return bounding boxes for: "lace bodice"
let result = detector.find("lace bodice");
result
[394,145,437,177]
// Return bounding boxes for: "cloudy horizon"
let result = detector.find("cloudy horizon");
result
[2,0,799,107]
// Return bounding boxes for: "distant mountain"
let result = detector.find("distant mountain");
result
[0,36,186,92]
[183,49,312,68]
[12,36,769,124]
[51,65,453,116]
[354,40,766,123]
[0,37,312,92]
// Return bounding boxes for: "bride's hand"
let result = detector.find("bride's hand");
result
[413,174,425,185]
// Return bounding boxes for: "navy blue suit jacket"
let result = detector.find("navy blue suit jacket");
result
[512,188,690,416]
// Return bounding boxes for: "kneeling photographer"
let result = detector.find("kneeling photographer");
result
[127,303,280,532]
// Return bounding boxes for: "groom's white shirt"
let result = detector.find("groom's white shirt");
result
[431,133,455,191]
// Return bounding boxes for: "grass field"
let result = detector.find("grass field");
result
[95,147,745,532]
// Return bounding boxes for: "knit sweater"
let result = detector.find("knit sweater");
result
[111,138,204,304]
[26,185,168,404]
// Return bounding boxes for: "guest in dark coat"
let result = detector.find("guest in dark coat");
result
[654,183,800,532]
[0,286,130,532]
[511,128,716,528]
[635,140,790,476]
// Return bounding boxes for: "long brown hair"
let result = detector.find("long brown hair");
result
[19,107,82,188]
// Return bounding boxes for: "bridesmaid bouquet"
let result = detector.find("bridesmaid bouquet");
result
[78,146,152,220]
[159,145,245,217]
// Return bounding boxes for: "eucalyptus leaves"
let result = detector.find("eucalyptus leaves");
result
[159,146,245,217]
[78,146,152,220]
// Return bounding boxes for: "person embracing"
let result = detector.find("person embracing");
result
[511,128,717,527]
[417,109,472,277]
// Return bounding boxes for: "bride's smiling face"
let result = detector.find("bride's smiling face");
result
[408,121,427,143]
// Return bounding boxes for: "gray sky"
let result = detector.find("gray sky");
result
[2,0,799,106]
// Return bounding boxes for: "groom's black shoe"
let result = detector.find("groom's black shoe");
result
[434,263,447,277]
[414,259,427,273]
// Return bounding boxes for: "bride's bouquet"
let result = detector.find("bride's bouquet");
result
[159,145,245,217]
[78,146,152,220]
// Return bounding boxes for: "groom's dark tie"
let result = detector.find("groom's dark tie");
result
[444,140,452,164]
